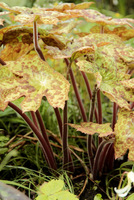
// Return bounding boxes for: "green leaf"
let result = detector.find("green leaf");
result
[68,122,113,137]
[36,179,78,200]
[39,179,64,196]
[126,193,134,200]
[94,193,103,200]
[114,109,134,161]
[0,56,70,112]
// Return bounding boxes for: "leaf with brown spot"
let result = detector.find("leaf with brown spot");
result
[68,122,113,137]
[65,9,134,27]
[2,55,70,112]
[114,109,134,161]
[121,78,134,89]
[76,35,134,109]
[0,3,79,25]
[45,2,94,12]
[46,33,124,60]
[0,66,22,111]
[90,25,134,41]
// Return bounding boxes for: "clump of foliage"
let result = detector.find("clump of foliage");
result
[0,1,134,198]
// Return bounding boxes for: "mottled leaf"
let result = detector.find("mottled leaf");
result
[121,78,134,89]
[46,33,123,59]
[0,66,20,111]
[1,56,70,112]
[68,122,113,137]
[114,109,134,161]
[90,26,134,41]
[65,9,134,27]
[45,2,94,12]
[76,35,134,109]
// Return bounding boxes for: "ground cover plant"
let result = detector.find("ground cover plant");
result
[0,1,134,199]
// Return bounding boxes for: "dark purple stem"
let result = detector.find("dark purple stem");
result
[112,102,117,131]
[33,21,45,61]
[8,102,57,170]
[97,89,103,124]
[64,58,87,122]
[62,100,69,170]
[88,84,98,172]
[81,71,98,123]
[30,111,39,129]
[54,107,63,138]
[35,110,56,167]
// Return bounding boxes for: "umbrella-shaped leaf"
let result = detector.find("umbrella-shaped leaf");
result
[4,55,70,112]
[68,122,113,137]
[0,3,81,25]
[90,26,134,41]
[45,33,123,60]
[114,109,134,161]
[45,2,94,12]
[65,9,134,27]
[76,36,134,110]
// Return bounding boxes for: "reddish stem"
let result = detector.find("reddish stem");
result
[54,107,63,138]
[97,89,103,124]
[112,102,117,131]
[81,71,99,123]
[30,111,39,129]
[8,102,57,170]
[33,21,45,61]
[65,58,87,122]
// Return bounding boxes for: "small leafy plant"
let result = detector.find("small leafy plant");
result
[0,1,134,194]
[36,179,78,200]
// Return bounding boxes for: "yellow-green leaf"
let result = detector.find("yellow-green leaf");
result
[4,55,70,112]
[68,122,113,137]
[114,109,134,161]
[121,78,134,89]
